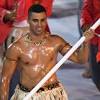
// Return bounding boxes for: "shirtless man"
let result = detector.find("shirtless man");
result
[0,1,54,99]
[0,4,94,100]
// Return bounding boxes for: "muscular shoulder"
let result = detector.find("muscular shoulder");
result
[13,33,30,46]
[5,33,30,60]
[5,33,27,60]
[50,34,71,54]
[6,42,21,61]
[50,34,68,44]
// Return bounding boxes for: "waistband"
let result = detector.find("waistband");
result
[19,82,60,93]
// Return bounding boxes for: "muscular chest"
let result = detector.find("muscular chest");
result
[19,45,58,64]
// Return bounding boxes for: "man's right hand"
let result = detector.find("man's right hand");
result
[3,12,16,23]
[83,29,95,42]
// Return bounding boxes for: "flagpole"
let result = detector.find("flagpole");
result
[23,18,100,100]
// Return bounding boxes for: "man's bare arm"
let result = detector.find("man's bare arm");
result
[0,59,17,100]
[59,29,94,63]
[0,43,20,100]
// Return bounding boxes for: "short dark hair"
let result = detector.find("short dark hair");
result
[28,4,46,18]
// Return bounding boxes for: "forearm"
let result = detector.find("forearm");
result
[0,2,15,24]
[0,80,9,100]
[69,42,89,64]
[77,42,89,63]
[0,1,11,23]
[0,8,10,23]
[0,90,9,100]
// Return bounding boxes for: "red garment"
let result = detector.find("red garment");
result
[40,0,53,16]
[0,24,12,45]
[0,0,53,45]
[16,0,54,22]
[80,0,100,62]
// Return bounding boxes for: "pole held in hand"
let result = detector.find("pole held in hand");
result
[23,18,100,100]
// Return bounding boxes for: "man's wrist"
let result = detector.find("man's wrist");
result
[83,42,89,48]
[3,15,10,23]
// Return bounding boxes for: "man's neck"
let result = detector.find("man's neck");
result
[29,31,49,40]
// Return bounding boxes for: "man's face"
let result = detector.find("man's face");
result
[28,12,47,35]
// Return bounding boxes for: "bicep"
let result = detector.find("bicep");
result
[59,42,71,56]
[59,42,80,63]
[2,59,17,82]
[1,44,20,82]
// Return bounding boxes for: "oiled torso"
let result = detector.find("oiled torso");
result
[17,34,62,90]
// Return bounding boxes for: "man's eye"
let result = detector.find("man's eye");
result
[41,19,45,22]
[32,19,38,22]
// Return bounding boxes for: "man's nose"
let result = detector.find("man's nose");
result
[38,21,42,27]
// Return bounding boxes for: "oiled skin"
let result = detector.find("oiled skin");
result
[0,10,93,100]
